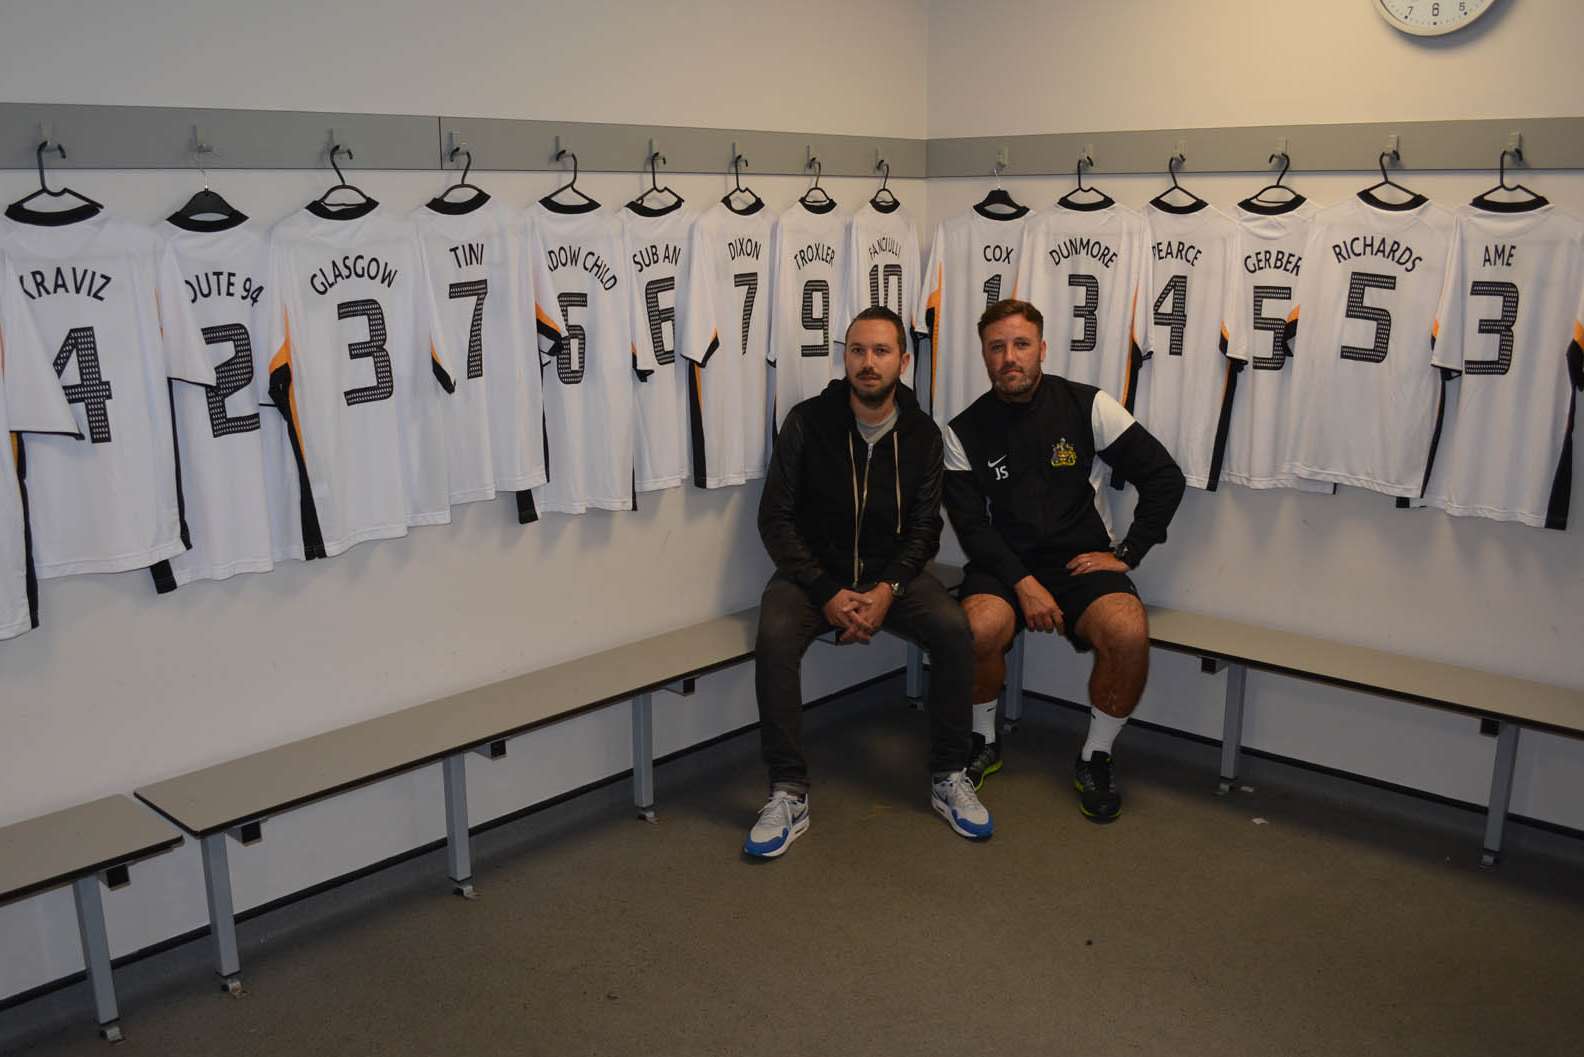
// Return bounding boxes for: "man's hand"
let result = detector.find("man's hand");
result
[838,584,894,645]
[1066,550,1128,576]
[1014,576,1064,634]
[822,588,869,639]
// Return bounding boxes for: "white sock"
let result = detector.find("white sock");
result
[1081,708,1127,760]
[972,700,998,743]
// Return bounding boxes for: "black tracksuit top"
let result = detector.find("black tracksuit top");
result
[943,373,1186,587]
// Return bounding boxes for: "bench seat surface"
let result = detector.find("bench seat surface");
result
[136,608,760,837]
[0,795,182,905]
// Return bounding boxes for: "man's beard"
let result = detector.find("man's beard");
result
[994,367,1037,398]
[853,375,898,408]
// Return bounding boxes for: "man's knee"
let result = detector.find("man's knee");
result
[756,579,815,657]
[1084,594,1148,657]
[963,594,1016,658]
[910,592,973,659]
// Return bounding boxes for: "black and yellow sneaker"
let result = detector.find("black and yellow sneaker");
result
[965,733,1002,790]
[1074,751,1121,823]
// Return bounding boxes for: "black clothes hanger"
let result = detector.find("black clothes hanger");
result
[1149,152,1208,213]
[426,146,491,214]
[975,159,1029,219]
[722,152,764,215]
[798,156,836,212]
[539,149,601,213]
[1470,146,1548,213]
[308,144,378,219]
[168,150,247,232]
[1056,153,1112,212]
[1238,151,1307,214]
[5,140,105,226]
[1357,148,1427,211]
[626,150,683,215]
[869,159,900,213]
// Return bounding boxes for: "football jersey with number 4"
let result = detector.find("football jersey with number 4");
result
[0,210,216,578]
[1426,204,1584,528]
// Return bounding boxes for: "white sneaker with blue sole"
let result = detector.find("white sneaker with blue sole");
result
[744,790,809,858]
[931,770,993,840]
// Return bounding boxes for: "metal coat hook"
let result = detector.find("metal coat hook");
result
[1168,151,1187,189]
[329,143,354,183]
[732,151,749,191]
[647,147,666,190]
[1268,150,1291,187]
[449,145,473,183]
[36,139,66,193]
[555,147,579,184]
[1076,151,1093,189]
[807,154,822,187]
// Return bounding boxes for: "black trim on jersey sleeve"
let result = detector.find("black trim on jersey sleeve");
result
[1205,358,1241,492]
[758,407,841,606]
[150,560,178,594]
[432,356,456,395]
[1545,336,1584,530]
[689,362,709,488]
[15,436,41,630]
[515,490,538,525]
[1417,369,1454,500]
[699,331,721,369]
[1096,413,1185,565]
[942,424,1032,589]
[1110,342,1149,491]
[167,381,192,553]
[269,363,328,561]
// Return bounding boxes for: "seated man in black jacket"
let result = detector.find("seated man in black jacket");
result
[944,300,1185,824]
[748,306,988,859]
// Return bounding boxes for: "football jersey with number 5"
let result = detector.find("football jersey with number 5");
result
[1425,204,1584,528]
[769,200,848,427]
[529,202,656,514]
[0,211,216,578]
[1285,196,1457,497]
[267,203,456,558]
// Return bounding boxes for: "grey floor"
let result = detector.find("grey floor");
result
[6,677,1584,1057]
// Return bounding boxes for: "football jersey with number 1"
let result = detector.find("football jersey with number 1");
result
[676,200,774,488]
[769,200,848,426]
[157,220,303,589]
[1426,204,1584,528]
[0,211,216,578]
[267,203,457,558]
[1,257,78,639]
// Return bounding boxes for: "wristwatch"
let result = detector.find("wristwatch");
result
[885,579,905,598]
[1112,542,1138,569]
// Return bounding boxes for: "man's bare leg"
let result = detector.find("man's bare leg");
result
[963,593,1017,787]
[1072,593,1150,822]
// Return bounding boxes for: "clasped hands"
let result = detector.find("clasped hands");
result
[821,584,894,645]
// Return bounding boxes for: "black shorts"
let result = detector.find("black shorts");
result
[959,560,1138,652]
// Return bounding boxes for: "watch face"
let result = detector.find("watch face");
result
[1375,0,1496,36]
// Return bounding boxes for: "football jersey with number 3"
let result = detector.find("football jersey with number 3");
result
[267,204,456,558]
[1285,197,1458,497]
[1,257,78,638]
[769,200,848,427]
[0,211,216,578]
[529,202,656,514]
[1425,204,1584,528]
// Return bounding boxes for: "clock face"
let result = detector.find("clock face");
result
[1376,0,1496,36]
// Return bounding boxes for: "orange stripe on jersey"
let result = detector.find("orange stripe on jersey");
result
[1220,322,1230,342]
[926,262,943,404]
[1286,306,1300,324]
[268,307,293,377]
[1432,318,1440,340]
[536,303,562,335]
[1574,320,1583,347]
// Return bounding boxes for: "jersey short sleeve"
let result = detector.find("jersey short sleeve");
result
[156,246,220,388]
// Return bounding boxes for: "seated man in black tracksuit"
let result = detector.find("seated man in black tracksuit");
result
[944,299,1185,824]
[747,306,989,859]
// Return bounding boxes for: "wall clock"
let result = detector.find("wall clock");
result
[1375,0,1497,36]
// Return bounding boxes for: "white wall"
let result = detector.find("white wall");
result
[923,0,1584,829]
[0,0,928,1004]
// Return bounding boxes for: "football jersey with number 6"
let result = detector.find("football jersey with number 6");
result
[267,203,456,558]
[1425,204,1584,528]
[0,211,216,578]
[414,197,547,513]
[529,202,656,514]
[1,257,79,638]
[769,200,848,427]
[1285,196,1458,497]
[621,203,698,493]
[157,220,303,589]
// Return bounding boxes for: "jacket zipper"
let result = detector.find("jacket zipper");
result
[848,431,873,584]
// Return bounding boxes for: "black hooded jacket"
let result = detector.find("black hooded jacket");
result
[758,379,944,606]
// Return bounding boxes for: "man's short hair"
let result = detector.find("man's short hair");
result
[846,305,907,350]
[977,298,1044,339]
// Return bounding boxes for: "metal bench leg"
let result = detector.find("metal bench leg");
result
[1217,663,1248,795]
[1481,722,1521,868]
[199,833,242,994]
[904,643,925,709]
[632,692,656,822]
[442,753,475,898]
[1002,633,1026,728]
[70,873,121,1041]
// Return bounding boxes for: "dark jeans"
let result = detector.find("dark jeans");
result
[755,571,973,792]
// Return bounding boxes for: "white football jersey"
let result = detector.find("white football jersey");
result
[267,203,456,557]
[414,197,547,513]
[529,202,656,514]
[1,258,78,639]
[0,211,216,578]
[1425,204,1584,528]
[844,200,922,348]
[675,200,774,488]
[769,200,848,426]
[1015,202,1152,406]
[1137,202,1237,489]
[621,203,698,492]
[157,220,303,589]
[1221,202,1331,493]
[916,206,1028,424]
[1285,196,1458,497]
